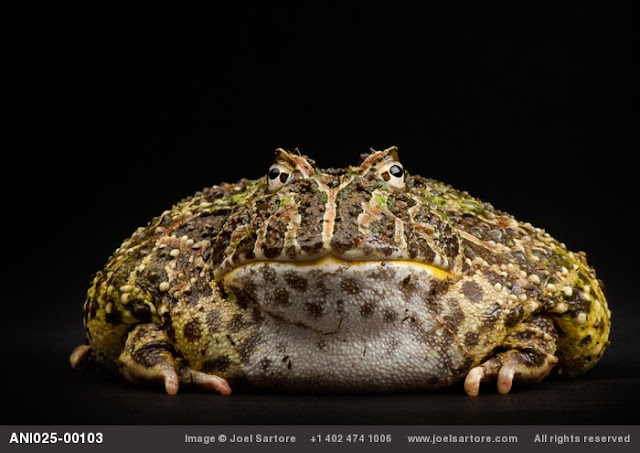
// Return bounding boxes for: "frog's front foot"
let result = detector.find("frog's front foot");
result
[464,350,557,396]
[118,324,231,396]
[464,316,559,396]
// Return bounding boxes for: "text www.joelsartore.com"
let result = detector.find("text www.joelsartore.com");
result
[407,434,518,444]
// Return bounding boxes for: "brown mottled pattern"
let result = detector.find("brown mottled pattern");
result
[202,356,231,372]
[205,310,222,333]
[399,275,418,301]
[262,219,287,258]
[237,332,261,361]
[284,272,308,292]
[340,277,361,295]
[294,180,326,254]
[461,281,484,303]
[481,303,503,332]
[409,199,458,261]
[368,214,397,257]
[504,305,524,329]
[183,319,202,341]
[131,344,168,368]
[382,308,397,323]
[305,302,324,319]
[360,301,376,317]
[442,298,464,334]
[227,314,246,333]
[213,206,253,266]
[127,300,151,322]
[464,331,479,347]
[269,288,290,307]
[261,266,277,284]
[330,184,365,255]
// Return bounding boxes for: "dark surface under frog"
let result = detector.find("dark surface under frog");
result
[2,305,638,425]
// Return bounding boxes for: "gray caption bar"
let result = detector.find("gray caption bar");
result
[3,425,636,452]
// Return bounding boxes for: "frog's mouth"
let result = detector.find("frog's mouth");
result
[220,254,451,282]
[221,255,452,334]
[221,255,451,287]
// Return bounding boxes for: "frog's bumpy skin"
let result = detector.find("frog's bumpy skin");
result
[71,147,610,395]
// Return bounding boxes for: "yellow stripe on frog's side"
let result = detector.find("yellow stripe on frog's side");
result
[222,254,452,282]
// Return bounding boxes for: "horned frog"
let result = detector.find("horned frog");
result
[70,147,610,396]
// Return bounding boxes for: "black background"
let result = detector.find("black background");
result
[4,1,639,424]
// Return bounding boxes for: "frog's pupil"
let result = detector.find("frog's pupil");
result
[390,165,403,178]
[269,168,280,180]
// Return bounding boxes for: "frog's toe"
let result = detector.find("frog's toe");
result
[181,369,232,395]
[463,366,486,396]
[464,349,558,396]
[69,344,93,369]
[497,364,517,394]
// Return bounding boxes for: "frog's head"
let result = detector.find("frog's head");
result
[214,148,461,286]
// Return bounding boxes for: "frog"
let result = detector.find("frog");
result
[70,147,610,396]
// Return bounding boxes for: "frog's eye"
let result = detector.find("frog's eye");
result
[267,163,293,192]
[377,161,405,190]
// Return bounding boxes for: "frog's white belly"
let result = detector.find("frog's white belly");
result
[223,258,472,391]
